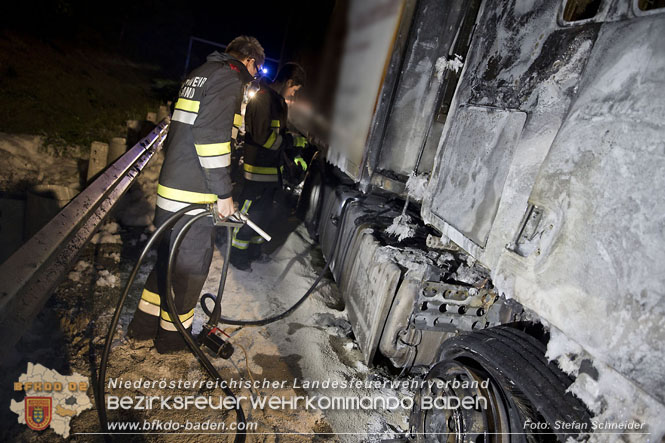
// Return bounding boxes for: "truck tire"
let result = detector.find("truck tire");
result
[409,325,591,442]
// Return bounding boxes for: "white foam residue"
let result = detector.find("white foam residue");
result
[405,172,429,201]
[435,54,464,80]
[546,328,665,441]
[96,270,119,288]
[385,214,416,241]
[375,245,432,279]
[106,252,121,263]
[90,222,122,244]
[68,260,91,282]
[570,364,665,442]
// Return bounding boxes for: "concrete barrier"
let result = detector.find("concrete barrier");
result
[87,141,109,182]
[108,137,127,164]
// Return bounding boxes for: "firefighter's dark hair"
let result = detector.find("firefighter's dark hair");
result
[225,36,265,67]
[274,63,306,88]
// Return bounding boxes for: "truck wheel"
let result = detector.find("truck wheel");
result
[296,156,324,240]
[409,325,591,442]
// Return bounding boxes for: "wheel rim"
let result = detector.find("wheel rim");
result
[411,360,512,443]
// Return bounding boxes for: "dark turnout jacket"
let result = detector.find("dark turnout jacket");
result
[242,82,289,183]
[156,51,252,223]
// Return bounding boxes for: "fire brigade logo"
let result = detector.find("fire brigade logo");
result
[11,363,92,438]
[25,397,52,431]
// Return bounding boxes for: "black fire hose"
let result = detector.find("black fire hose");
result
[200,196,360,327]
[97,195,361,439]
[200,262,330,326]
[96,204,247,443]
[165,210,247,442]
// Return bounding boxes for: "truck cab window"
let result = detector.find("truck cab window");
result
[563,0,602,21]
[638,0,665,10]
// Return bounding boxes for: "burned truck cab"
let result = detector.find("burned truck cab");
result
[295,0,665,439]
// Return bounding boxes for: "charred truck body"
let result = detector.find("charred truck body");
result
[293,0,665,440]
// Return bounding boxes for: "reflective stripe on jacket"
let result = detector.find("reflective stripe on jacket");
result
[243,83,287,183]
[158,51,253,213]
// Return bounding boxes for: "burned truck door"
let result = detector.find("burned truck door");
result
[422,0,600,264]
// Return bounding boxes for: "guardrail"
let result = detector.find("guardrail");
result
[0,120,169,356]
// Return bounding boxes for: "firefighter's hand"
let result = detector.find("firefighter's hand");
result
[294,135,307,148]
[217,197,235,218]
[294,155,308,171]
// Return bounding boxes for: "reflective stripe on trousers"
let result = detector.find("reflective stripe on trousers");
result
[159,308,195,331]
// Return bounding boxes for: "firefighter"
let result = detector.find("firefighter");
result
[128,36,265,353]
[230,63,308,271]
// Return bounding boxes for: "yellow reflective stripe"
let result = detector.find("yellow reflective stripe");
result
[232,238,250,249]
[243,164,278,175]
[157,184,216,203]
[270,120,280,128]
[241,199,252,214]
[244,171,279,182]
[262,131,277,148]
[195,142,231,157]
[234,113,243,127]
[141,289,160,306]
[156,196,209,214]
[160,309,195,323]
[233,200,252,236]
[175,98,200,113]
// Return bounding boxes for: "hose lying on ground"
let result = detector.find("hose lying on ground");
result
[98,196,361,441]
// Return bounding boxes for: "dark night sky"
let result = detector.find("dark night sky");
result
[1,0,337,78]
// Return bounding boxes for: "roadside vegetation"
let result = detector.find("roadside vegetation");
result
[0,31,176,152]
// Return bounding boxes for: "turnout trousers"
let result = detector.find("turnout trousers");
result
[231,181,277,260]
[128,208,214,353]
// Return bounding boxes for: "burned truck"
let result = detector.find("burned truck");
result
[292,0,665,440]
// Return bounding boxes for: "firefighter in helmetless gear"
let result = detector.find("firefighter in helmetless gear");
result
[230,63,308,271]
[127,36,265,353]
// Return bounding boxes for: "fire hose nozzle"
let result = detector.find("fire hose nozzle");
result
[235,212,272,242]
[211,205,272,243]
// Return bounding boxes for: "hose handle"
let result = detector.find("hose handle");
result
[211,205,272,242]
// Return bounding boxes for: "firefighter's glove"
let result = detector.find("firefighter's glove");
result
[294,155,308,171]
[294,135,307,148]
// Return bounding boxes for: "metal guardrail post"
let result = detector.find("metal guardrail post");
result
[0,120,169,357]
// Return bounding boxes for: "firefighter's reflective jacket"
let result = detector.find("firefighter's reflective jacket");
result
[155,51,252,225]
[243,82,291,184]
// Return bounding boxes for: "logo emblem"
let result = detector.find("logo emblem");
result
[25,397,52,431]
